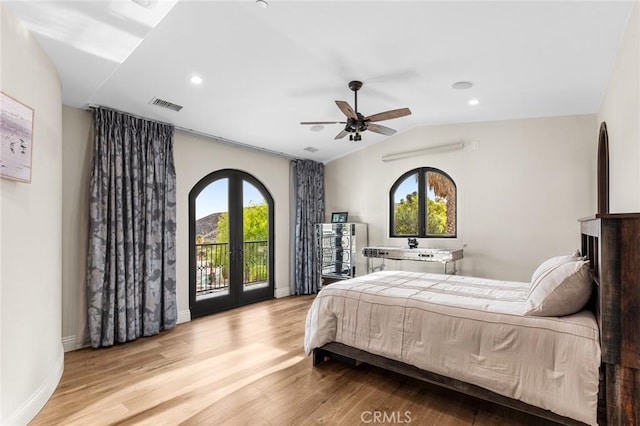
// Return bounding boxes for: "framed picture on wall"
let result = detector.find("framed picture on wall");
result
[331,212,348,223]
[1,91,34,183]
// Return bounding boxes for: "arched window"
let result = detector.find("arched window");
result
[389,167,457,238]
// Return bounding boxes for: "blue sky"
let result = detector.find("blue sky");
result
[394,173,436,203]
[394,174,418,203]
[196,179,265,219]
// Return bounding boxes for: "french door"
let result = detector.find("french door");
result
[189,169,274,318]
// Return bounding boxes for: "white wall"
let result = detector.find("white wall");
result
[60,106,92,351]
[325,115,597,282]
[0,5,64,424]
[59,110,292,343]
[598,1,640,212]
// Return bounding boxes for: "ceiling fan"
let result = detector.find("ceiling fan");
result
[301,80,411,141]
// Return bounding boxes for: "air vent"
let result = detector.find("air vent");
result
[149,97,183,112]
[303,146,319,153]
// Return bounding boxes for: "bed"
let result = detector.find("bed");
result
[305,214,640,426]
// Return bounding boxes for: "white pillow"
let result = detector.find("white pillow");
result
[530,250,583,285]
[524,259,592,316]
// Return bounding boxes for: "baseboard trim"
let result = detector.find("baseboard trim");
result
[62,335,78,352]
[62,334,89,352]
[177,309,191,324]
[63,311,193,349]
[3,343,64,425]
[275,287,290,298]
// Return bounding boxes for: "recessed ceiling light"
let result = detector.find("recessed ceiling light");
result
[469,99,480,106]
[310,125,324,132]
[256,0,269,8]
[452,81,474,90]
[190,75,203,85]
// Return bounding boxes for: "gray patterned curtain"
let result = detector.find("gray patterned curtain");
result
[87,108,177,348]
[293,159,325,294]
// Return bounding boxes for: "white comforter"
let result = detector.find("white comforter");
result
[304,271,600,425]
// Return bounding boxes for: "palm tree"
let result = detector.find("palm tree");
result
[426,172,456,235]
[395,169,456,236]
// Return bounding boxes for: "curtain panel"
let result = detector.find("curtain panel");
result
[293,159,325,294]
[87,108,177,348]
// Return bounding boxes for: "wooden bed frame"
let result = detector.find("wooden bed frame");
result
[313,213,640,426]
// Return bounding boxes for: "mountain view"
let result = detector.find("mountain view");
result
[195,212,223,242]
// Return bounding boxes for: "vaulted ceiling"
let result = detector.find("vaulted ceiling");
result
[5,1,633,162]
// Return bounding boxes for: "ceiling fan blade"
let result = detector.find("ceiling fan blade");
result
[300,121,346,125]
[367,123,397,136]
[335,100,358,120]
[334,129,349,140]
[365,108,412,122]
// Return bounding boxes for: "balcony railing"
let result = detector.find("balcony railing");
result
[195,240,268,297]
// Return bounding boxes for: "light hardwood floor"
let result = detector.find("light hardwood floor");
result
[32,295,560,425]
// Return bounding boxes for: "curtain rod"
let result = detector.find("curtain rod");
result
[381,142,464,162]
[87,104,174,128]
[86,104,299,161]
[173,127,299,161]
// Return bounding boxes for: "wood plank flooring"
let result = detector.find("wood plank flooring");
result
[31,295,561,425]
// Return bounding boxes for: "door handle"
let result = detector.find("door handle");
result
[229,249,244,261]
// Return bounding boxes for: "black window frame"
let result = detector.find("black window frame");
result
[389,167,457,238]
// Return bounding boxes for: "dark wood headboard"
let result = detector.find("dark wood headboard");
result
[579,213,640,425]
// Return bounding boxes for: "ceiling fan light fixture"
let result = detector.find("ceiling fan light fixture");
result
[302,80,411,140]
[452,81,474,90]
